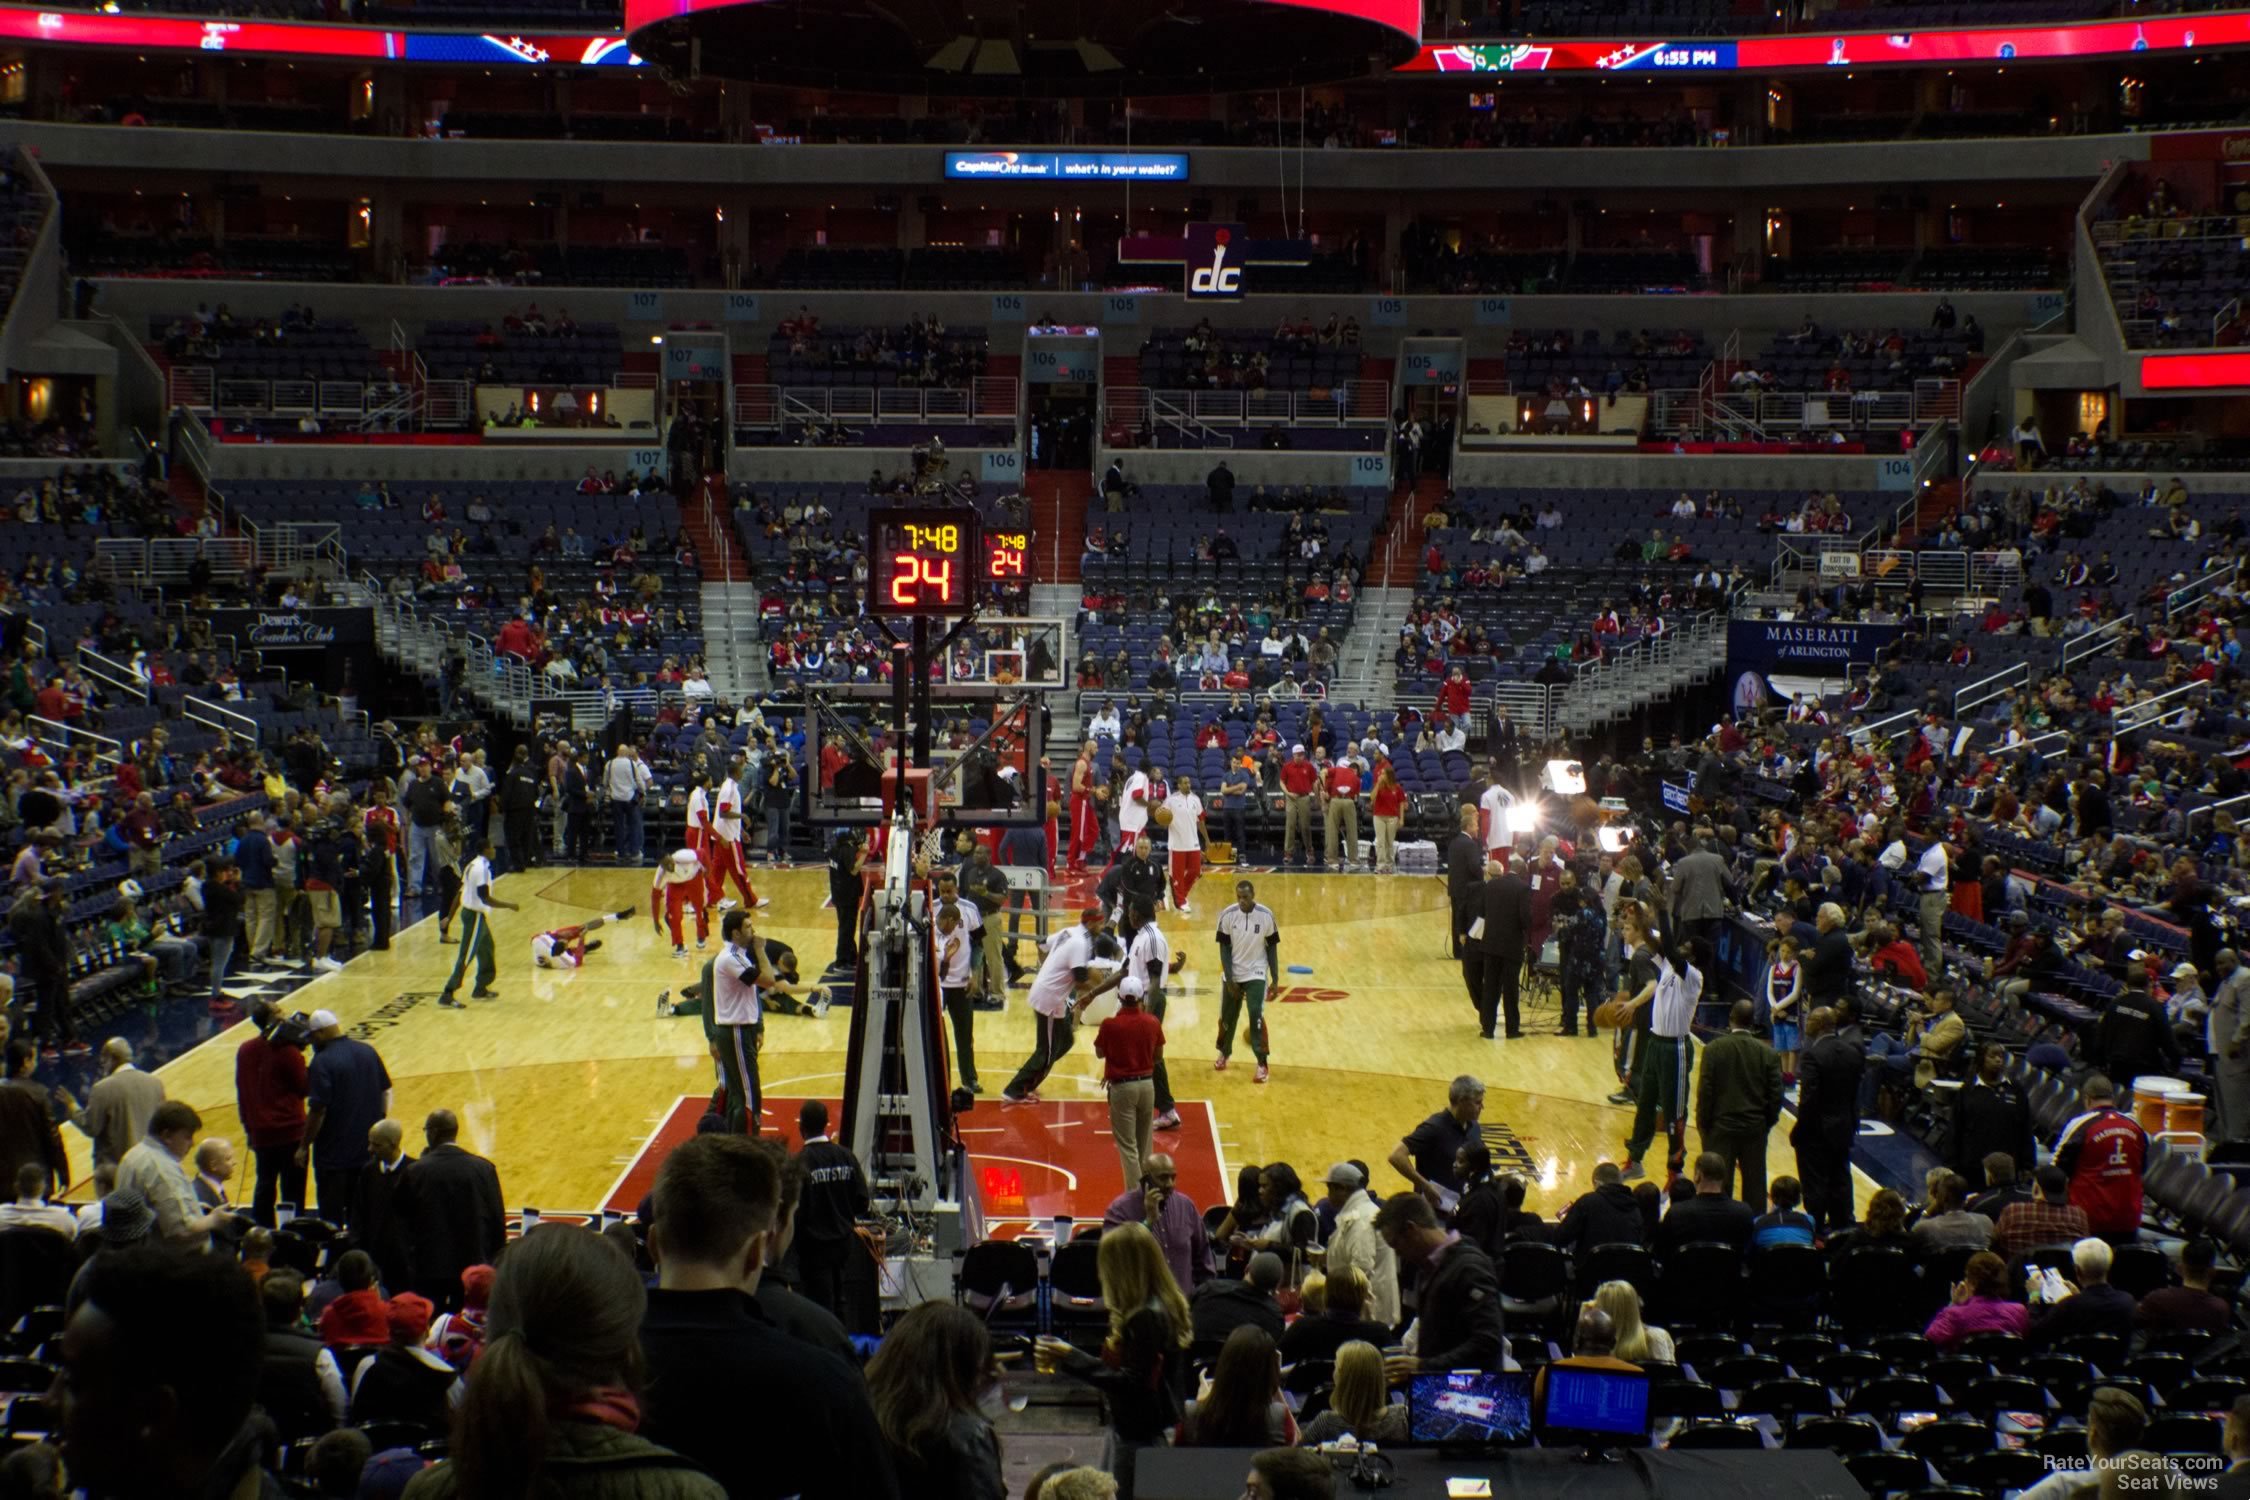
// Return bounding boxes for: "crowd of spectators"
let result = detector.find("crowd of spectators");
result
[773,311,986,389]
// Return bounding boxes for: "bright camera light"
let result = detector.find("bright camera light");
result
[1597,825,1638,853]
[1541,759,1586,796]
[1506,803,1540,834]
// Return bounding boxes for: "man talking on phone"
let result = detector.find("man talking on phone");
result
[1099,1152,1213,1291]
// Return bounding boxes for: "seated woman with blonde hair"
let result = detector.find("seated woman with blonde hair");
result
[1296,1340,1408,1447]
[1593,1279,1674,1365]
[1278,1265,1396,1366]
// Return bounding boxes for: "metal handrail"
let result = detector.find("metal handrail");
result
[2061,614,2132,671]
[1952,659,2029,717]
[2114,677,2209,734]
[76,645,150,705]
[183,693,261,743]
[1852,708,1918,745]
[1989,729,2071,758]
[2187,790,2250,835]
[2164,563,2236,624]
[28,713,122,769]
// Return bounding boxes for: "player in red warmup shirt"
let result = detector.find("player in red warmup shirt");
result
[531,908,636,969]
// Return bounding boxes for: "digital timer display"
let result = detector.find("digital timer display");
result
[867,507,979,616]
[984,530,1030,583]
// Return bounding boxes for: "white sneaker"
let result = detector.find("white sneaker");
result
[715,898,739,912]
[672,946,687,960]
[812,995,831,1018]
[1176,902,1193,916]
[314,956,344,972]
[695,938,708,952]
[753,897,772,909]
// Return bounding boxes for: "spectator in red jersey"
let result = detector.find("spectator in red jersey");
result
[1862,920,1928,992]
[2054,1075,2147,1241]
[1437,665,1472,719]
[492,615,540,662]
[1369,764,1407,876]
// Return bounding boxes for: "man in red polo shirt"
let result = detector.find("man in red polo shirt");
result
[1278,744,1319,869]
[1097,975,1166,1192]
[1322,750,1364,872]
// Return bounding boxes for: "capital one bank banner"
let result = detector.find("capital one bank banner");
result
[1724,619,1899,716]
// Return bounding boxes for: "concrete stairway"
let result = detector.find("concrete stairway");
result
[1329,585,1414,706]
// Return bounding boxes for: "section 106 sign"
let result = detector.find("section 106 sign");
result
[1026,347,1097,384]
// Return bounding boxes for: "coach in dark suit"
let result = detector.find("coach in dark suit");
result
[1445,807,1485,964]
[1791,1006,1865,1236]
[395,1107,506,1310]
[351,1119,415,1288]
[1464,859,1533,1041]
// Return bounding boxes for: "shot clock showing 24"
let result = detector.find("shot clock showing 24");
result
[867,506,1028,616]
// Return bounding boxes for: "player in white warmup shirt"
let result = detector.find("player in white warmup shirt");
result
[650,847,709,958]
[688,764,763,912]
[1160,778,1207,914]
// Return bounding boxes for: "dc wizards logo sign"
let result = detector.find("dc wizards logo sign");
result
[1188,224,1244,297]
[1116,223,1314,300]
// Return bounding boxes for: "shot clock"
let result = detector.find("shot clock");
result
[868,507,976,616]
[984,527,1030,584]
[867,507,1035,615]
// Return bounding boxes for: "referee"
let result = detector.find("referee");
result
[437,836,517,1009]
[711,908,764,1135]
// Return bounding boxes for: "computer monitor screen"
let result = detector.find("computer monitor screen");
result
[1407,1371,1533,1445]
[1540,1364,1650,1439]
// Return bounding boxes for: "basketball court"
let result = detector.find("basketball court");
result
[97,861,1874,1226]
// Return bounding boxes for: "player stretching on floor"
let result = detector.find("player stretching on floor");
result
[438,837,519,1009]
[652,847,709,959]
[688,766,765,913]
[531,908,636,969]
[660,934,830,1020]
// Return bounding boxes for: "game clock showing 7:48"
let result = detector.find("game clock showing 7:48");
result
[872,506,1028,616]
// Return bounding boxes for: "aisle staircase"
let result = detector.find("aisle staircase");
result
[1031,582,1081,743]
[167,465,209,531]
[1377,473,1450,588]
[1329,585,1413,706]
[1031,470,1093,585]
[679,473,761,702]
[1548,611,1729,737]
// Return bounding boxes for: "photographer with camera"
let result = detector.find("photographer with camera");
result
[235,998,310,1224]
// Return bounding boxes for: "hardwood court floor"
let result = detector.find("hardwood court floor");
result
[106,867,1873,1223]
